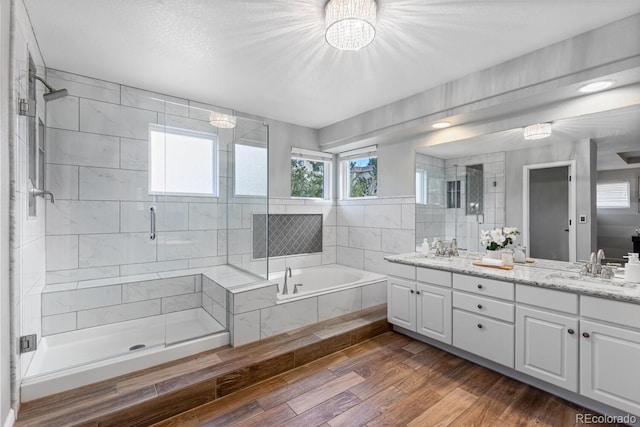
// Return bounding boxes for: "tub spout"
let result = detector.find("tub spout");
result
[283,267,292,295]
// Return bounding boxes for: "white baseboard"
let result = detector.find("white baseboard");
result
[2,409,15,427]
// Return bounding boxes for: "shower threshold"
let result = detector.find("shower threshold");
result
[21,308,228,401]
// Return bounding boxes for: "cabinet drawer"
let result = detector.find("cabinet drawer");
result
[387,262,416,280]
[581,296,640,330]
[417,267,452,288]
[516,284,578,314]
[453,274,514,301]
[453,309,514,368]
[453,291,514,322]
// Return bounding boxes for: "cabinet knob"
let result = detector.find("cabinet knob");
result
[582,332,590,338]
[416,291,421,295]
[477,304,483,309]
[410,290,414,294]
[477,324,483,329]
[477,284,483,289]
[568,329,574,335]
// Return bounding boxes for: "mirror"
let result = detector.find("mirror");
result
[415,104,640,263]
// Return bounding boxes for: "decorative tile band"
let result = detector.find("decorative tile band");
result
[253,214,323,259]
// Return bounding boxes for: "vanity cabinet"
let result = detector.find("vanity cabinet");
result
[515,285,579,392]
[387,276,416,331]
[387,264,452,344]
[580,297,640,416]
[452,274,515,368]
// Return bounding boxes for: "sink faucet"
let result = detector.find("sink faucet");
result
[283,267,292,294]
[584,249,607,278]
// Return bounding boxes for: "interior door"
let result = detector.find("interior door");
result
[529,166,569,261]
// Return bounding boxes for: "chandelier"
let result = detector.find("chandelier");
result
[523,123,552,140]
[325,0,377,51]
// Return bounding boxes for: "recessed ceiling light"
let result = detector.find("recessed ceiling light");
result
[432,122,451,129]
[578,80,614,93]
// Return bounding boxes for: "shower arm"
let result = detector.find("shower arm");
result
[29,72,56,93]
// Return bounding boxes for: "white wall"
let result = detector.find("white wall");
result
[597,168,640,259]
[1,0,12,422]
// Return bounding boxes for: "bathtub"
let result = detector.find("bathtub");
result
[272,264,386,301]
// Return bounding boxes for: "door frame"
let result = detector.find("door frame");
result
[522,160,576,262]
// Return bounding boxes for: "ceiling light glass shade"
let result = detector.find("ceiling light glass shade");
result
[579,80,614,93]
[209,112,236,129]
[523,123,552,140]
[325,0,377,51]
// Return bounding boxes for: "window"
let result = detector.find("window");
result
[149,124,218,196]
[339,146,377,199]
[290,147,332,199]
[234,143,267,197]
[597,181,630,208]
[416,169,427,205]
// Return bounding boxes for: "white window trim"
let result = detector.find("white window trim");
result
[148,124,219,197]
[339,147,378,200]
[597,180,631,209]
[290,147,333,200]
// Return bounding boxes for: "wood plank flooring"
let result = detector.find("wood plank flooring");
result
[16,305,391,427]
[155,331,629,427]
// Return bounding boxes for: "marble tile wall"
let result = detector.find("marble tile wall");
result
[44,69,231,284]
[40,275,205,335]
[227,197,337,277]
[230,280,386,346]
[444,152,506,252]
[335,196,415,274]
[9,0,48,408]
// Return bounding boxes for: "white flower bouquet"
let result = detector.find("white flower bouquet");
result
[480,227,520,251]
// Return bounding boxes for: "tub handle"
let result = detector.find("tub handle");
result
[293,284,303,294]
[150,206,156,240]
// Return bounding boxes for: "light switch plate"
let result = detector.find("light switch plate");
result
[579,215,587,223]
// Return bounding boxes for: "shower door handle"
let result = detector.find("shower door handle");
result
[150,206,156,240]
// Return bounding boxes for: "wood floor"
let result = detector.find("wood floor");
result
[155,331,627,427]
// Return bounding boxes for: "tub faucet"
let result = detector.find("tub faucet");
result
[283,267,292,295]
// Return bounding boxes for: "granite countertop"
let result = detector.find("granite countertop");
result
[385,252,640,305]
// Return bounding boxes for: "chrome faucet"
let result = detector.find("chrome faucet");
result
[583,249,609,278]
[30,187,55,203]
[283,267,292,295]
[293,283,303,294]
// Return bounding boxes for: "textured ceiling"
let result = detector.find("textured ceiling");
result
[23,0,640,128]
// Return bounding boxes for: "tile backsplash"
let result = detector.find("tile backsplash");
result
[253,214,323,259]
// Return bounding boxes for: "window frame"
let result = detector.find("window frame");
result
[596,180,631,209]
[148,123,219,197]
[290,147,333,200]
[339,148,378,200]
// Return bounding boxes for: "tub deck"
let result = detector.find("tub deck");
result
[15,304,390,427]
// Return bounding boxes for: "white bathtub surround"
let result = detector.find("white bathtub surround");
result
[233,265,387,341]
[336,196,415,274]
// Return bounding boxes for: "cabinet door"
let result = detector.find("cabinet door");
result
[417,283,451,344]
[580,320,640,416]
[516,306,578,392]
[387,277,416,331]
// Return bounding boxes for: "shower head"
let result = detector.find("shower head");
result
[43,88,69,102]
[29,72,69,102]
